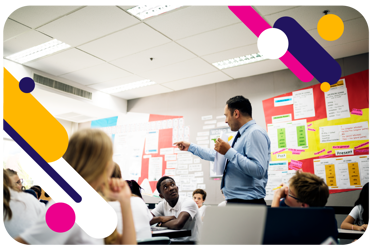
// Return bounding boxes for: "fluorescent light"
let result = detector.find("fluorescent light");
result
[126,5,183,20]
[6,39,70,64]
[212,53,267,70]
[102,80,156,93]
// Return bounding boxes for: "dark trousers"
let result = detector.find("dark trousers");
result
[227,198,266,205]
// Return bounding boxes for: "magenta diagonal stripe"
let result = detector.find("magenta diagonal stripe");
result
[228,6,314,83]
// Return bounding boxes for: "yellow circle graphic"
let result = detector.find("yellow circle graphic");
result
[320,82,331,92]
[317,14,344,41]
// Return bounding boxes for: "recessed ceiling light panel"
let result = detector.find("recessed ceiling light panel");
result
[126,5,183,20]
[102,79,156,94]
[6,39,71,64]
[212,53,267,70]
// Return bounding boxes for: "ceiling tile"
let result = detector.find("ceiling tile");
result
[3,19,31,41]
[176,23,258,56]
[263,6,363,31]
[112,84,172,100]
[78,23,171,61]
[3,30,52,57]
[24,48,104,76]
[162,71,232,91]
[60,63,133,85]
[324,39,369,60]
[110,42,197,74]
[37,6,140,46]
[253,6,299,16]
[145,6,241,40]
[139,57,218,84]
[202,44,259,63]
[88,75,146,90]
[9,6,83,29]
[222,59,287,79]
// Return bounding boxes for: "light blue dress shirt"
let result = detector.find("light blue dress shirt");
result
[188,120,271,200]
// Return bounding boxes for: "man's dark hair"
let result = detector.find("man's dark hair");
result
[226,96,252,117]
[156,176,175,193]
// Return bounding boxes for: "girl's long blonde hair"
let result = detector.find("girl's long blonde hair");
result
[63,129,118,244]
[63,129,113,187]
[3,170,13,221]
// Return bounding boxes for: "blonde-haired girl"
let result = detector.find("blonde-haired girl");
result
[15,129,136,245]
[4,170,45,238]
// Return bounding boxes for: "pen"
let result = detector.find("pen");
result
[273,186,282,190]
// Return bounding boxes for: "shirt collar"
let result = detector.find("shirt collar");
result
[166,196,181,212]
[238,119,256,136]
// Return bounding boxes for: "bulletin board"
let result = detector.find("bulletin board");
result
[91,113,206,196]
[262,70,369,194]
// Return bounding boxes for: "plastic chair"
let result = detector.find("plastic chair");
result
[137,236,171,245]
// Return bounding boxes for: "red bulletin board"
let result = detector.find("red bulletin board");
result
[262,70,369,194]
[138,114,182,193]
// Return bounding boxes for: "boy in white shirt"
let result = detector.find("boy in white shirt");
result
[150,176,202,242]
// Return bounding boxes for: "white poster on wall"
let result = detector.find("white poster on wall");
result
[145,130,159,154]
[293,88,315,119]
[148,157,162,181]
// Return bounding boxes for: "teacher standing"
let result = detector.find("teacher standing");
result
[175,96,271,205]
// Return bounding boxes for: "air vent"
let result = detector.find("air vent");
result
[33,73,92,100]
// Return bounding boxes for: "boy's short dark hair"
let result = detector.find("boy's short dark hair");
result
[289,171,329,207]
[193,189,207,201]
[226,96,252,117]
[156,176,175,193]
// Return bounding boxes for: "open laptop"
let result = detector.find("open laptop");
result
[262,207,338,244]
[197,204,267,245]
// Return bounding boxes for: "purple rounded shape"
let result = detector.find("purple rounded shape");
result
[19,77,35,93]
[46,202,76,233]
[274,17,342,85]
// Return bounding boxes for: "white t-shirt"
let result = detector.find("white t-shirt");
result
[152,196,202,241]
[349,205,365,226]
[108,197,152,240]
[4,189,46,238]
[20,200,104,245]
[198,205,207,220]
[218,201,227,207]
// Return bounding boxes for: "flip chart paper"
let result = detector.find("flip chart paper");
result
[339,122,369,142]
[145,131,159,154]
[325,88,350,120]
[293,88,315,119]
[213,132,228,175]
[320,125,340,143]
[149,157,162,181]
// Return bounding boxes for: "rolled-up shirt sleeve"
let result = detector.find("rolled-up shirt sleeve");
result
[224,130,270,179]
[188,143,216,162]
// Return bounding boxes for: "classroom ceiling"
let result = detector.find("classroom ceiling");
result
[4,6,369,101]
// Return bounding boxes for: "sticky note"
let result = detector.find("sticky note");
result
[351,108,363,116]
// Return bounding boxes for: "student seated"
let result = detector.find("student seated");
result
[3,170,45,238]
[150,176,202,242]
[15,129,136,245]
[341,182,368,231]
[5,169,23,192]
[104,163,152,240]
[272,171,329,207]
[192,189,207,221]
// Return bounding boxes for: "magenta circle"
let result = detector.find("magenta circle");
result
[45,202,76,233]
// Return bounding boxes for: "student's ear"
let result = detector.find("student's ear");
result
[301,203,310,208]
[159,193,164,199]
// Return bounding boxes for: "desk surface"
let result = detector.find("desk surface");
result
[338,228,364,239]
[152,229,191,238]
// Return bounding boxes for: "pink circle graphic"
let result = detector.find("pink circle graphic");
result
[45,202,76,233]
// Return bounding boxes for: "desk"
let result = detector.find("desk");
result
[152,229,191,239]
[338,228,364,239]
